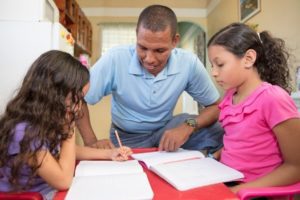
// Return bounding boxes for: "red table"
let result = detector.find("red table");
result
[54,148,238,200]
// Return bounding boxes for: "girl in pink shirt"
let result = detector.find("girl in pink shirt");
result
[207,23,300,193]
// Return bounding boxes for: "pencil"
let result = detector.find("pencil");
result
[114,130,123,147]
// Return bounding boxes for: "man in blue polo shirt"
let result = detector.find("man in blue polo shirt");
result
[76,5,223,153]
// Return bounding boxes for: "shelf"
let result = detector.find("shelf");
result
[54,0,92,56]
[74,43,91,57]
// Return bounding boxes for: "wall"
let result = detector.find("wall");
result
[253,0,300,82]
[77,0,209,8]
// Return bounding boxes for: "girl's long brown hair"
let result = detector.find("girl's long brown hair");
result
[0,50,89,191]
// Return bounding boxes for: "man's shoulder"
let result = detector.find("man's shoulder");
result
[171,48,203,70]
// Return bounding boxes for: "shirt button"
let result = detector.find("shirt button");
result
[153,90,156,94]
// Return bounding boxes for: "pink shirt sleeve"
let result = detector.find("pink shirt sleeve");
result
[262,86,300,128]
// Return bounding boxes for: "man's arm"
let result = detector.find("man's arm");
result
[76,102,114,149]
[194,99,221,129]
[159,99,221,151]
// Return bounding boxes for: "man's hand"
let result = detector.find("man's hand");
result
[88,139,115,149]
[158,124,194,151]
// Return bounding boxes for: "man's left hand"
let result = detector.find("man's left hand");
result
[158,124,193,151]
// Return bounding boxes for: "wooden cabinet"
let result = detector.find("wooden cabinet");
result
[75,8,92,56]
[54,0,92,56]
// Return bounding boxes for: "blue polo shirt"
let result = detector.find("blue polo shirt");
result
[85,45,219,133]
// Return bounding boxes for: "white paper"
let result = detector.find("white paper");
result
[75,160,143,176]
[65,173,153,200]
[65,160,154,200]
[150,158,244,191]
[131,148,205,168]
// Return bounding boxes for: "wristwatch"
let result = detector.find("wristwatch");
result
[184,118,198,129]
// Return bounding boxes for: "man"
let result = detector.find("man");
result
[76,5,223,153]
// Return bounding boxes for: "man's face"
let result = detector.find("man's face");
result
[136,26,179,76]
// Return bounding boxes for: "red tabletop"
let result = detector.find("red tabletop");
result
[54,148,238,200]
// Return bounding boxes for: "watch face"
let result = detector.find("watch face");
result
[186,118,197,128]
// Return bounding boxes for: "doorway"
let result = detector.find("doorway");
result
[178,21,206,114]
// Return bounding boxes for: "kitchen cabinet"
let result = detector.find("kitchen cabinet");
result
[54,0,92,56]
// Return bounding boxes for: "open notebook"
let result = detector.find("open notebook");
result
[65,160,153,200]
[132,149,244,191]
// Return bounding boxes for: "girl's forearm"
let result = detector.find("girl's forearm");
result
[235,163,300,191]
[37,131,77,190]
[76,145,111,160]
[59,131,76,176]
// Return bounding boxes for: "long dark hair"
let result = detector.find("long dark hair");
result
[208,22,291,93]
[0,50,89,191]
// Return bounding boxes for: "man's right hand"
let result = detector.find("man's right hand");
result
[88,139,115,149]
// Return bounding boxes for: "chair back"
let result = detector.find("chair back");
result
[237,182,300,200]
[0,192,43,200]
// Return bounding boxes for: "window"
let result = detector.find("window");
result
[100,23,136,55]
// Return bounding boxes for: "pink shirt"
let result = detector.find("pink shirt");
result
[219,82,300,182]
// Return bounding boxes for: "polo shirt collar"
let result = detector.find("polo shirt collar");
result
[166,49,181,75]
[128,48,181,77]
[129,50,144,75]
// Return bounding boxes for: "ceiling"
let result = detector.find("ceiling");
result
[76,0,212,8]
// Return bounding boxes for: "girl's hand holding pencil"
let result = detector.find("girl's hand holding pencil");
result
[111,146,133,161]
[110,130,132,161]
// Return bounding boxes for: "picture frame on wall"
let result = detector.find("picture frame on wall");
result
[239,0,261,22]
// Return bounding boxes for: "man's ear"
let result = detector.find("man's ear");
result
[243,49,257,69]
[172,33,180,48]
